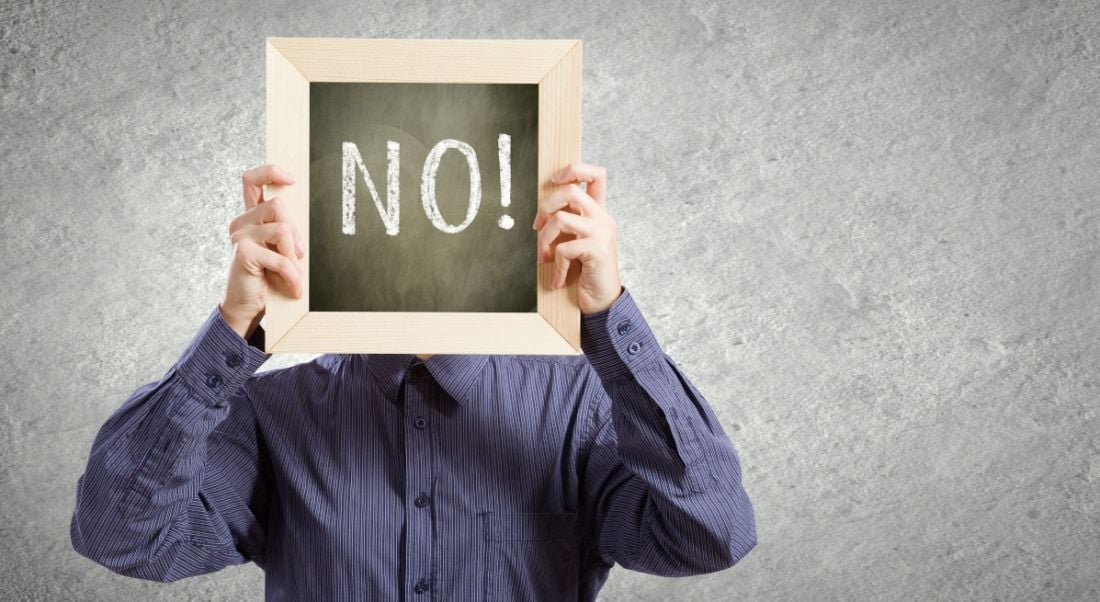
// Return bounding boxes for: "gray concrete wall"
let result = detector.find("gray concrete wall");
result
[3,0,1097,599]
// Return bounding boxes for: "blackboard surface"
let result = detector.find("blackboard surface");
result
[309,83,538,312]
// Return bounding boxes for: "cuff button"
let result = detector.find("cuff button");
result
[225,352,242,368]
[205,372,223,388]
[627,341,642,355]
[616,320,632,335]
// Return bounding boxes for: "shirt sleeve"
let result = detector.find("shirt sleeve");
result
[70,305,273,582]
[578,285,757,576]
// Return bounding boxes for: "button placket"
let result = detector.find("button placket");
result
[402,365,436,599]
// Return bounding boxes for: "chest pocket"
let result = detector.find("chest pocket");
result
[480,511,579,601]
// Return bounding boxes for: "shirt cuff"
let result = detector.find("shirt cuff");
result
[175,305,271,407]
[580,285,663,382]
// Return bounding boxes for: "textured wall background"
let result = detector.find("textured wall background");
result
[3,0,1098,600]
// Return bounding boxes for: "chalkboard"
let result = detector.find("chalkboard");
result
[264,37,581,354]
[308,82,539,313]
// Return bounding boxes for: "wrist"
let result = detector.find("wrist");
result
[218,302,262,341]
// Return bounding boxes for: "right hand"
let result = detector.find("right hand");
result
[219,164,306,340]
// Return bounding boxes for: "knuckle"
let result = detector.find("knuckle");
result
[232,240,250,261]
[229,227,245,244]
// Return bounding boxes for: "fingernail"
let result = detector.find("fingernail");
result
[283,169,296,183]
[296,241,306,257]
[552,172,563,182]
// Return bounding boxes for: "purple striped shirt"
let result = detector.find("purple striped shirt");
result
[70,285,756,600]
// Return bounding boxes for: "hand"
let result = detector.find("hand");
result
[533,162,623,315]
[219,164,306,340]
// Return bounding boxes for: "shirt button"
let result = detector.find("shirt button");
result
[414,578,430,593]
[204,372,222,388]
[224,352,242,368]
[415,493,430,508]
[627,341,642,355]
[616,320,632,335]
[414,416,426,430]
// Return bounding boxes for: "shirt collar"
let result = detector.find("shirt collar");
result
[359,353,490,406]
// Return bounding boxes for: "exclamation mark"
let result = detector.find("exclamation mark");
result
[497,133,513,229]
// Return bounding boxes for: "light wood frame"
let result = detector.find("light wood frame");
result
[264,37,582,354]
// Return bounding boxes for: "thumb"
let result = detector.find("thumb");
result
[552,242,576,289]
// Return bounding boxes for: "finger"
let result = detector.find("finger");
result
[233,221,302,274]
[254,245,304,298]
[251,221,302,273]
[242,164,296,210]
[552,162,607,205]
[551,238,596,289]
[533,183,601,230]
[537,211,600,263]
[229,197,306,258]
[239,240,304,298]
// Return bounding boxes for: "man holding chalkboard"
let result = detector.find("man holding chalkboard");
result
[70,162,757,600]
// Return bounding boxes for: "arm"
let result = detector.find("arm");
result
[578,285,757,576]
[70,305,272,582]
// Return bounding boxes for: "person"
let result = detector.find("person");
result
[70,161,757,600]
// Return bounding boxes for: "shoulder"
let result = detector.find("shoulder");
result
[494,353,590,371]
[487,353,601,387]
[240,353,350,402]
[486,353,607,414]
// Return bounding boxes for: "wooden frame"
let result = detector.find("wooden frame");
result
[264,37,582,354]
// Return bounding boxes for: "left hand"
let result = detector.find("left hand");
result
[533,162,623,315]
